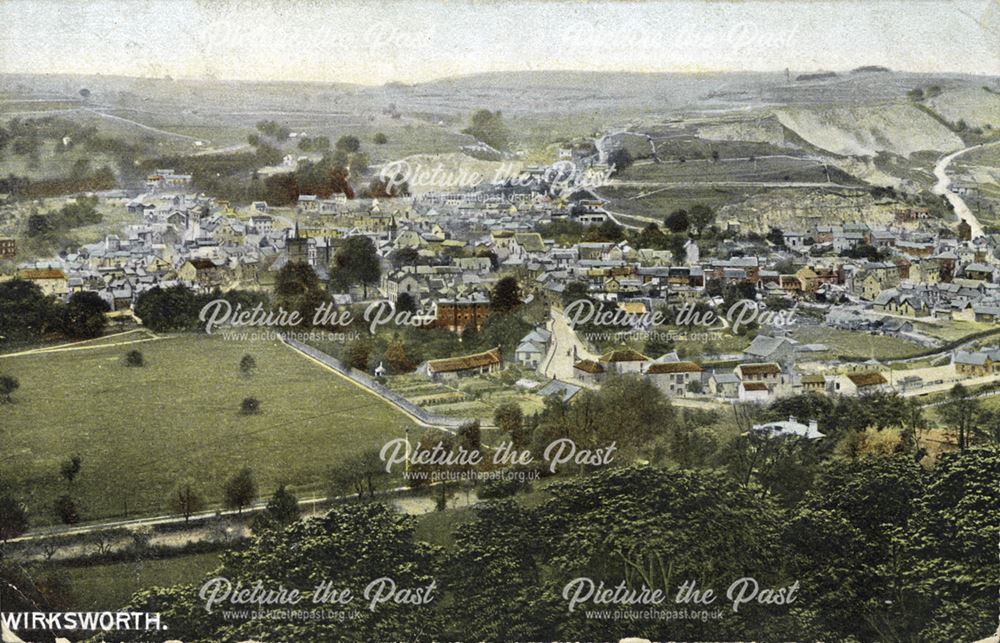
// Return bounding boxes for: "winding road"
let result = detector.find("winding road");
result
[933,141,1000,239]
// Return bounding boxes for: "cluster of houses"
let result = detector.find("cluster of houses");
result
[567,344,894,402]
[5,150,1000,408]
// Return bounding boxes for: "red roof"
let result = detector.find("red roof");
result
[19,268,66,280]
[646,361,703,374]
[574,359,605,374]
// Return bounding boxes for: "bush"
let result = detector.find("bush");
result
[239,354,256,376]
[124,350,144,367]
[53,494,80,524]
[478,475,531,499]
[0,374,19,403]
[240,397,261,415]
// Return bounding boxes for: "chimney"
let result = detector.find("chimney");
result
[808,420,818,432]
[788,415,797,424]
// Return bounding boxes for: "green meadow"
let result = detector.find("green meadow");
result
[0,334,420,526]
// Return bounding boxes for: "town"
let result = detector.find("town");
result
[0,11,997,638]
[4,139,1000,412]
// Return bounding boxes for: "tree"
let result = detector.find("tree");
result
[462,109,509,150]
[125,349,144,367]
[223,468,257,514]
[529,466,784,641]
[369,173,409,198]
[53,494,80,524]
[346,339,372,371]
[335,135,361,153]
[329,235,381,296]
[395,291,417,314]
[0,495,28,542]
[635,223,669,250]
[606,147,633,172]
[664,208,690,233]
[0,278,60,343]
[263,484,301,526]
[61,291,108,339]
[494,402,527,449]
[168,481,205,523]
[328,448,389,500]
[586,219,624,242]
[391,247,420,270]
[458,421,481,453]
[134,285,200,332]
[239,354,257,376]
[688,204,715,234]
[0,375,19,403]
[939,383,980,451]
[491,276,520,313]
[274,262,326,322]
[349,152,369,176]
[784,454,926,641]
[60,455,82,488]
[85,528,127,557]
[384,338,414,373]
[123,503,442,641]
[898,449,999,641]
[240,396,261,415]
[373,132,388,144]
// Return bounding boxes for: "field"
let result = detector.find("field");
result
[617,154,855,185]
[912,320,994,342]
[65,552,221,611]
[599,184,746,225]
[791,326,925,360]
[0,334,422,525]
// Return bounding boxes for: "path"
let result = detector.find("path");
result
[0,329,163,359]
[932,141,1000,239]
[606,179,864,190]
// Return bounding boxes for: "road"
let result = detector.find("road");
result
[541,306,597,381]
[539,308,728,411]
[6,485,478,562]
[932,141,1000,239]
[82,108,208,143]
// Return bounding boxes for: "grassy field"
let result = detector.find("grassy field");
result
[65,552,221,611]
[618,155,853,185]
[791,326,924,360]
[600,184,746,224]
[912,320,993,342]
[0,334,422,525]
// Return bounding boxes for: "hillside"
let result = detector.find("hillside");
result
[926,86,1000,128]
[773,103,964,157]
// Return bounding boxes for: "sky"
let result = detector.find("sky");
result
[0,0,998,84]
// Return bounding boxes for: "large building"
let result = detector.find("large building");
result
[435,295,491,333]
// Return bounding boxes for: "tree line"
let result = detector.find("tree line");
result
[65,448,995,642]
